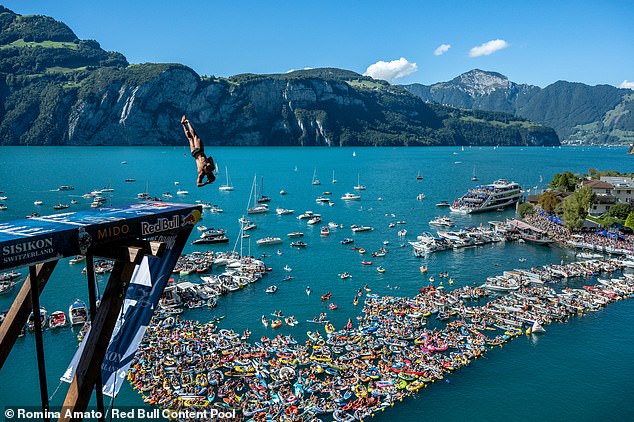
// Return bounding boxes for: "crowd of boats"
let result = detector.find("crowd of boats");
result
[126,258,634,421]
[158,251,268,314]
[0,297,88,337]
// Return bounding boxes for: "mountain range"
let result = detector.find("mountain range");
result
[403,69,634,145]
[0,6,559,147]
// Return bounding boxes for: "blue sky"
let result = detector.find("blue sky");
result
[2,0,633,88]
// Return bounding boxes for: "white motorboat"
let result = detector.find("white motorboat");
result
[481,276,520,291]
[429,216,454,227]
[176,189,189,195]
[307,216,322,225]
[288,232,304,238]
[49,311,67,329]
[69,255,85,265]
[297,211,316,220]
[34,200,43,206]
[351,225,373,232]
[256,237,283,246]
[68,299,88,326]
[341,192,361,201]
[276,207,294,215]
[265,285,278,294]
[28,307,48,330]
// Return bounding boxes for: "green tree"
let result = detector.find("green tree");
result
[537,191,561,213]
[601,216,623,228]
[625,212,634,230]
[576,186,594,218]
[562,195,584,229]
[608,203,630,220]
[518,202,535,218]
[548,171,579,192]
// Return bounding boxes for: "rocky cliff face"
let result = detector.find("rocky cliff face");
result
[64,68,380,146]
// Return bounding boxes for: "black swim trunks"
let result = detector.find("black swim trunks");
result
[191,147,202,158]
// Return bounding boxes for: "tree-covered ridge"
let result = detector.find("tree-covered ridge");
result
[0,7,559,147]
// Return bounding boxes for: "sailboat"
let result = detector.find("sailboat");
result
[219,167,234,191]
[471,167,478,182]
[416,171,423,181]
[311,168,321,185]
[137,181,150,199]
[247,175,269,214]
[257,176,271,203]
[332,170,337,184]
[353,173,366,191]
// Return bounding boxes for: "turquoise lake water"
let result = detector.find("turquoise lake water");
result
[0,145,633,421]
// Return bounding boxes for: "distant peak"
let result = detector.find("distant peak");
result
[449,69,511,95]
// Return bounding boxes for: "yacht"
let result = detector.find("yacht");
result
[450,180,522,214]
[341,192,361,201]
[68,299,88,326]
[307,216,322,225]
[256,237,283,246]
[297,211,317,220]
[276,207,294,215]
[429,216,454,227]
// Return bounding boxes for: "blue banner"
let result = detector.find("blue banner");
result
[61,223,196,397]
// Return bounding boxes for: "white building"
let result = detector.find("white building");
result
[582,176,634,216]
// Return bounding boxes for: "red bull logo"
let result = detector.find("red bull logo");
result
[140,216,179,236]
[181,210,201,226]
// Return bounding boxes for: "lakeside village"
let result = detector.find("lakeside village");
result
[2,169,634,422]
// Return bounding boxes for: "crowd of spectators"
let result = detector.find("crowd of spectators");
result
[523,213,634,254]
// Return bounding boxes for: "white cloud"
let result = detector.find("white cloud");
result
[286,67,314,73]
[620,80,634,90]
[469,39,510,57]
[434,44,451,56]
[363,57,418,82]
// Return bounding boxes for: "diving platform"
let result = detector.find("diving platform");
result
[0,202,201,421]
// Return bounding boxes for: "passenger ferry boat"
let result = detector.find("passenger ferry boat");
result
[450,179,522,214]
